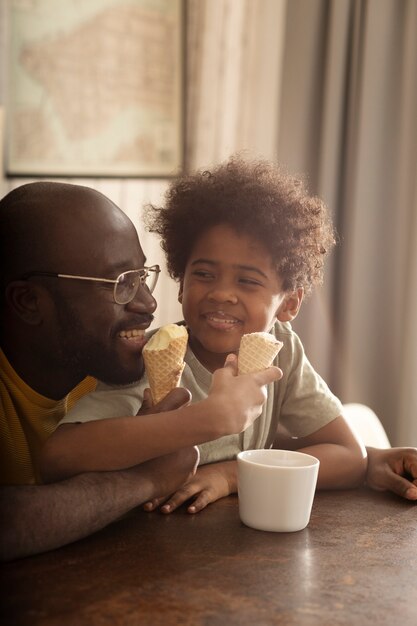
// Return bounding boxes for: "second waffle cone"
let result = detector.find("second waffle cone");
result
[238,332,283,374]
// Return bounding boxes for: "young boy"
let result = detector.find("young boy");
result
[141,156,366,513]
[41,157,417,505]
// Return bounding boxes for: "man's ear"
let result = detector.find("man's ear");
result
[5,281,44,325]
[276,288,303,323]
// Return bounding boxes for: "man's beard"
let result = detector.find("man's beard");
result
[52,295,143,386]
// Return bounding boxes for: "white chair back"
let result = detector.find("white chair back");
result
[343,403,391,448]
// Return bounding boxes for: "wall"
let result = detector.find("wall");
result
[1,0,287,330]
[0,1,182,329]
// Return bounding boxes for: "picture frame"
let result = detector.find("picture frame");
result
[6,0,184,178]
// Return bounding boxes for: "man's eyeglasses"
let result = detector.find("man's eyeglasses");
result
[20,265,161,305]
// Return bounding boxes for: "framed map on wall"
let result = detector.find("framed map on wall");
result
[6,0,184,177]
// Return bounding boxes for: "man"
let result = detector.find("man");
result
[0,182,281,560]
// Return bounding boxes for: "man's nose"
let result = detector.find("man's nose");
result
[126,284,157,314]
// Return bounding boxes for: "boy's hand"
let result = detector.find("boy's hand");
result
[209,354,282,435]
[137,387,192,415]
[366,446,417,500]
[144,461,237,514]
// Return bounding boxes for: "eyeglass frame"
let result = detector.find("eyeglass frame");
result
[19,265,161,305]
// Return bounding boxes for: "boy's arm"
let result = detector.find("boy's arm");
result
[40,356,282,483]
[274,415,368,488]
[276,422,417,499]
[0,446,198,562]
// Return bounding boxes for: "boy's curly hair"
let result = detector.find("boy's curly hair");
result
[145,156,337,295]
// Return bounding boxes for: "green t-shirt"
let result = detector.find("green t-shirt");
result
[59,321,343,465]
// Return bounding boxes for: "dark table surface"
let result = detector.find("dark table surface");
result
[1,488,416,626]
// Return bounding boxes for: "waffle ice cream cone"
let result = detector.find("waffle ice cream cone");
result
[143,324,188,403]
[238,332,283,374]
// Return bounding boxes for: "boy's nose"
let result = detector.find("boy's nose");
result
[125,284,157,314]
[207,286,238,305]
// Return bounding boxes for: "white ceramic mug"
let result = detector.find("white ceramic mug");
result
[237,449,320,532]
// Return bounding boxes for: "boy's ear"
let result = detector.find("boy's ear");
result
[5,281,44,325]
[178,280,184,304]
[276,288,303,323]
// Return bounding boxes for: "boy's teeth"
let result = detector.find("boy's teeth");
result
[208,315,237,324]
[119,329,145,339]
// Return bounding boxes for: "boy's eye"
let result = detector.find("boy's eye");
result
[238,277,263,287]
[192,270,214,280]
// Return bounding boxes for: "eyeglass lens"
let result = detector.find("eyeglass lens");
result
[115,269,158,304]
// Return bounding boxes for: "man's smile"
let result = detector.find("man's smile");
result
[118,328,147,352]
[119,328,146,340]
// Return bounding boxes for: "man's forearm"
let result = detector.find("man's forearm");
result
[0,470,150,562]
[0,446,198,562]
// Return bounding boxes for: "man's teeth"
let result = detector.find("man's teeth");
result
[119,329,145,340]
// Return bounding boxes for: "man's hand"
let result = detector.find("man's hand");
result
[132,446,200,503]
[135,390,199,498]
[366,446,417,500]
[144,461,237,514]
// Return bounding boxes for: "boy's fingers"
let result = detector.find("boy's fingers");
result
[405,485,417,500]
[160,481,201,514]
[187,491,212,514]
[160,497,182,514]
[384,473,417,501]
[252,366,283,385]
[160,491,188,514]
[143,498,159,511]
[143,496,167,511]
[223,353,238,373]
[403,451,417,479]
[222,355,282,384]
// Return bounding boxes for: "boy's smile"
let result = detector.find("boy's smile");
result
[204,311,241,330]
[180,224,291,372]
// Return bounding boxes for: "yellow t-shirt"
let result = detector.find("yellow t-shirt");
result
[0,348,96,485]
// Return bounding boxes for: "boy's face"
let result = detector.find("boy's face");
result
[180,224,297,371]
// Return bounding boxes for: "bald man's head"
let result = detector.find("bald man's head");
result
[0,181,138,289]
[1,182,155,391]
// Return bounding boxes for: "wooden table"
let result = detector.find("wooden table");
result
[1,489,416,626]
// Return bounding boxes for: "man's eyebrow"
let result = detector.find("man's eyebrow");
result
[107,258,147,273]
[190,258,268,279]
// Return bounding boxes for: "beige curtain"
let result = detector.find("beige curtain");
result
[186,0,287,168]
[187,0,417,445]
[277,0,417,445]
[336,0,417,446]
